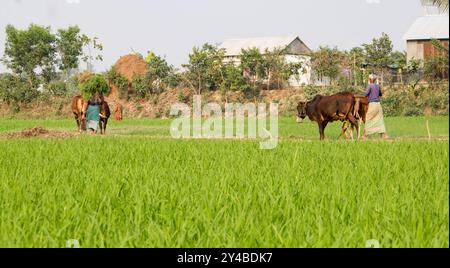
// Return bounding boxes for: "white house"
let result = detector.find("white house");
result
[218,36,313,87]
[403,1,449,63]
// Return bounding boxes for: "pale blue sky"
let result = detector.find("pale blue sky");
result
[0,0,425,72]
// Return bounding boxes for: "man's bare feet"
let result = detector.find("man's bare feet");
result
[381,133,389,140]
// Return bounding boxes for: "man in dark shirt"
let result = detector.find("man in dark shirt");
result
[363,75,389,139]
[365,82,382,103]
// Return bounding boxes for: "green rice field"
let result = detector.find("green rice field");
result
[0,116,448,248]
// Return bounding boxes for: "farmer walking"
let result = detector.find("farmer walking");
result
[86,93,102,134]
[363,74,389,140]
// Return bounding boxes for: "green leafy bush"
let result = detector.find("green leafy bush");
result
[166,73,181,89]
[178,91,186,103]
[382,94,402,117]
[382,84,449,117]
[302,85,345,100]
[132,74,151,98]
[106,66,129,96]
[0,73,39,110]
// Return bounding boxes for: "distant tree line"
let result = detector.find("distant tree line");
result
[0,24,102,109]
[104,43,305,101]
[309,32,448,87]
[0,25,448,112]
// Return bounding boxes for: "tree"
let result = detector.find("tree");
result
[3,24,56,87]
[3,23,102,89]
[146,53,174,93]
[363,32,393,82]
[339,50,355,86]
[202,44,225,91]
[219,63,251,101]
[388,51,407,84]
[280,61,305,88]
[182,46,208,94]
[81,37,103,72]
[309,46,343,85]
[240,48,265,85]
[263,48,285,90]
[56,26,90,77]
[182,44,225,94]
[347,47,366,86]
[389,51,407,69]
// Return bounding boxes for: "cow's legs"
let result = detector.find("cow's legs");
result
[103,119,108,135]
[323,121,329,140]
[99,119,107,135]
[339,122,349,140]
[357,118,362,140]
[347,121,355,141]
[347,114,359,140]
[340,121,354,140]
[81,116,87,132]
[318,122,323,140]
[75,115,80,131]
[318,121,328,141]
[75,114,85,132]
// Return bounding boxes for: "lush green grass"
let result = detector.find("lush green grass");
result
[0,117,448,248]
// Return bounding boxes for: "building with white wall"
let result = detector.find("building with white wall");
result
[219,36,313,87]
[403,0,449,63]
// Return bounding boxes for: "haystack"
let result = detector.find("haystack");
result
[108,54,148,99]
[114,54,148,82]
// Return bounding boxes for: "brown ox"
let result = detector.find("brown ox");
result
[339,96,369,140]
[297,92,360,140]
[99,100,111,135]
[71,96,88,132]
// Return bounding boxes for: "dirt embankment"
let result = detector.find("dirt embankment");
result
[0,88,304,120]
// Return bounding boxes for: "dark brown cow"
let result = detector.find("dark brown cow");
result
[339,96,369,140]
[99,100,111,135]
[297,92,359,140]
[71,96,88,132]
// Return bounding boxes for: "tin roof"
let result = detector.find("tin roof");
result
[219,36,310,56]
[403,15,449,40]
